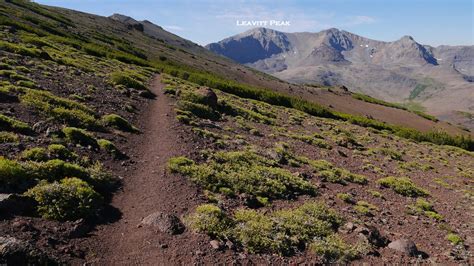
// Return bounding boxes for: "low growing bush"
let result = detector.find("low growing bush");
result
[185,204,233,238]
[25,177,103,221]
[0,114,32,135]
[101,114,138,133]
[62,127,98,148]
[377,176,429,197]
[21,147,48,162]
[110,72,146,90]
[0,131,19,143]
[0,157,29,190]
[20,89,98,129]
[168,151,316,202]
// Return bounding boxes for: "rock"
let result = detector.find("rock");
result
[160,243,168,249]
[388,239,418,256]
[338,85,349,92]
[195,250,204,256]
[339,222,356,234]
[225,240,235,250]
[0,236,52,264]
[337,149,348,157]
[357,225,389,247]
[210,240,222,250]
[138,90,156,99]
[195,87,218,108]
[140,212,185,235]
[448,245,469,260]
[345,222,356,231]
[67,219,90,238]
[11,219,33,232]
[0,194,12,204]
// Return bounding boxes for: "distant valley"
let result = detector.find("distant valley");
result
[207,28,474,130]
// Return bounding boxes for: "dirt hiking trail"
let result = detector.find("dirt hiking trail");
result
[85,75,222,265]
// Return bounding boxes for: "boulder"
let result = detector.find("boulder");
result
[196,87,218,108]
[388,239,418,256]
[140,211,184,235]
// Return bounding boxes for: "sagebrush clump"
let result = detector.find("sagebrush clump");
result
[101,114,138,133]
[25,177,103,221]
[377,176,429,197]
[62,127,98,148]
[168,150,316,203]
[186,202,347,256]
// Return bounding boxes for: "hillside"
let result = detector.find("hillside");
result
[0,0,473,264]
[207,28,474,130]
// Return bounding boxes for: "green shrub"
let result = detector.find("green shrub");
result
[47,144,77,161]
[20,89,98,129]
[98,139,123,158]
[218,101,274,124]
[0,157,29,190]
[310,234,365,263]
[82,43,108,57]
[62,127,98,148]
[187,202,343,255]
[21,147,48,162]
[290,133,331,149]
[408,198,443,221]
[177,100,220,120]
[0,40,44,58]
[101,114,138,133]
[377,176,429,197]
[306,159,368,185]
[25,177,103,221]
[368,148,403,161]
[368,189,383,198]
[233,202,343,255]
[110,72,146,90]
[25,159,88,182]
[354,201,378,216]
[168,151,316,202]
[185,204,233,238]
[0,114,32,134]
[353,93,407,110]
[16,80,36,88]
[86,162,119,191]
[233,209,277,253]
[446,233,463,245]
[0,131,19,143]
[337,193,355,204]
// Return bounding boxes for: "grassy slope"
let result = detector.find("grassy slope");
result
[163,74,474,263]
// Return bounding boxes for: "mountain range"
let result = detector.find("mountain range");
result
[206,28,474,129]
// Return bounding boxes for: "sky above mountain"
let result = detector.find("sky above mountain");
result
[36,0,473,46]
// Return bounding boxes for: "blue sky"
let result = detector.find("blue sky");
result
[36,0,473,46]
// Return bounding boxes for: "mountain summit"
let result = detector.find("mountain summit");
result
[207,28,474,129]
